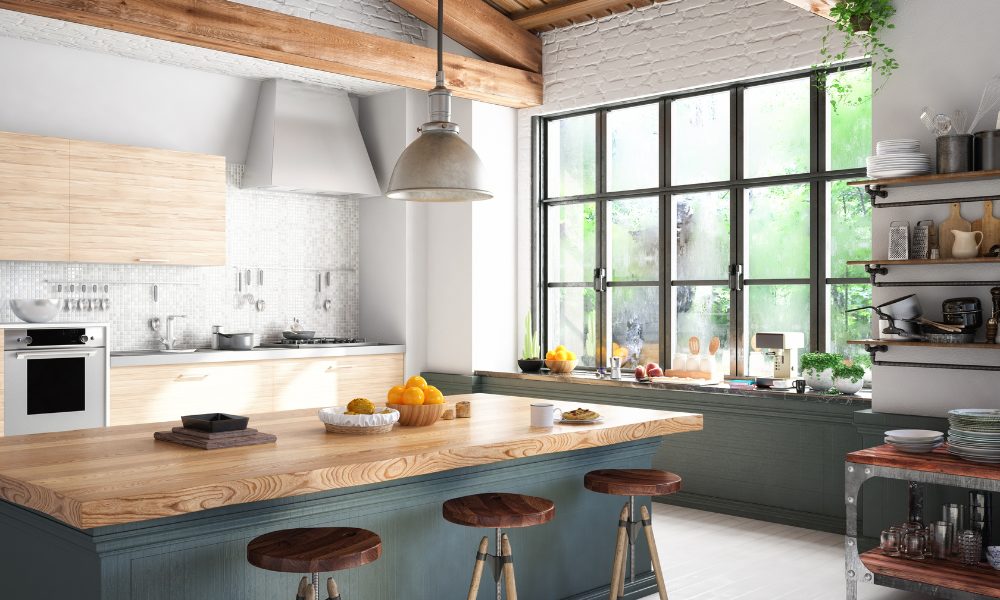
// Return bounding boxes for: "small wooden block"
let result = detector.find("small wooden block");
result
[456,401,471,418]
[441,404,456,420]
[154,430,276,450]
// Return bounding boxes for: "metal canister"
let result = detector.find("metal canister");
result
[610,356,622,380]
[937,134,974,174]
[974,130,1000,171]
[210,325,224,350]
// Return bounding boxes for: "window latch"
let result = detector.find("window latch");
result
[593,267,607,292]
[728,264,744,292]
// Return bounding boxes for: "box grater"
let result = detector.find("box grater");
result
[888,220,910,260]
[911,219,933,260]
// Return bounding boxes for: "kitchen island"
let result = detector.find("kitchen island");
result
[0,393,701,600]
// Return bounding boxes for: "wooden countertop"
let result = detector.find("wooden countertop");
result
[0,394,701,529]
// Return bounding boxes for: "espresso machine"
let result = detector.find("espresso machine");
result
[753,332,805,388]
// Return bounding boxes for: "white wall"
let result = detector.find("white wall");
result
[0,36,260,162]
[869,0,1000,417]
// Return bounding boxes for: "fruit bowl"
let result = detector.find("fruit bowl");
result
[545,359,578,374]
[387,402,446,426]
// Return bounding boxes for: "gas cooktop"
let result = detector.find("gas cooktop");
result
[261,337,369,348]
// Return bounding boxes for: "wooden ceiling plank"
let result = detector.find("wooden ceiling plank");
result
[0,0,543,108]
[512,0,640,30]
[388,0,541,73]
[781,0,836,20]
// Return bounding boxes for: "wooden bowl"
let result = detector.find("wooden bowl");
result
[545,359,578,373]
[386,403,446,426]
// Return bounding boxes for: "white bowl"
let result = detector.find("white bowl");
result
[834,376,864,395]
[9,299,61,323]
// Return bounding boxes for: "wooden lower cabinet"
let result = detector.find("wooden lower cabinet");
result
[111,354,404,426]
[0,336,4,436]
[110,361,275,427]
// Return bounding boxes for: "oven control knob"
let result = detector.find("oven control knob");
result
[79,335,90,343]
[19,336,32,344]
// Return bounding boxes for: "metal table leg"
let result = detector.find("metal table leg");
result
[845,462,875,600]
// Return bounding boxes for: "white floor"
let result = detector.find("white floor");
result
[637,504,933,600]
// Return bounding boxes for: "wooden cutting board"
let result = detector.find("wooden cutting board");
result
[154,429,276,450]
[939,203,972,259]
[974,200,1000,256]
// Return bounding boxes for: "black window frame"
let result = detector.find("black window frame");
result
[533,61,872,374]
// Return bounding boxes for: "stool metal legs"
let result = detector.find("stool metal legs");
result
[467,529,518,599]
[608,501,668,600]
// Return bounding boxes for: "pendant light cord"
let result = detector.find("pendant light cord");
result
[436,0,444,85]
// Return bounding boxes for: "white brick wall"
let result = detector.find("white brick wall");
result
[516,0,849,321]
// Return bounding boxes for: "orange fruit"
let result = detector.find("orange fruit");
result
[545,350,556,360]
[555,344,566,352]
[424,386,445,404]
[554,350,569,361]
[405,375,428,390]
[566,351,577,360]
[401,387,425,405]
[387,385,406,404]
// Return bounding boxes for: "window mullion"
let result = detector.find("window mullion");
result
[732,86,745,376]
[661,99,671,370]
[596,109,608,369]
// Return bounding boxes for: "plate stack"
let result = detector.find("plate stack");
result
[867,139,932,178]
[885,429,944,453]
[947,409,1000,463]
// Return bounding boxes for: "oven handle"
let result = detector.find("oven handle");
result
[15,351,98,360]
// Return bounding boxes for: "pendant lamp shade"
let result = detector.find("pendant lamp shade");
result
[386,128,491,201]
[384,0,493,202]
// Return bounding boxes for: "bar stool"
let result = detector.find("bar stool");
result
[584,469,681,600]
[443,492,555,600]
[247,527,381,600]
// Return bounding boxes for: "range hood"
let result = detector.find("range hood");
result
[244,79,380,196]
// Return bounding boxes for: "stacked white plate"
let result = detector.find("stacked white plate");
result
[867,139,932,178]
[948,409,1000,463]
[885,429,944,453]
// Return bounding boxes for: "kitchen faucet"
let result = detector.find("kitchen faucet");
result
[160,315,187,350]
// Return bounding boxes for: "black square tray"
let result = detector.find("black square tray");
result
[180,413,250,433]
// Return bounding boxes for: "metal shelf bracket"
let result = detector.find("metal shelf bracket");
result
[865,184,887,206]
[864,263,888,285]
[864,343,888,363]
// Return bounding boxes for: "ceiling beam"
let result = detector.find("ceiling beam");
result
[0,0,543,108]
[388,0,542,73]
[510,0,639,31]
[781,0,836,20]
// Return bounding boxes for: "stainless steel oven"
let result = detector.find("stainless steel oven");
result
[4,327,107,435]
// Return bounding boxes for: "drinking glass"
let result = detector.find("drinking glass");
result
[960,529,984,565]
[880,528,901,556]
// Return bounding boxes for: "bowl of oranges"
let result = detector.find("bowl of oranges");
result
[386,376,446,426]
[545,345,578,374]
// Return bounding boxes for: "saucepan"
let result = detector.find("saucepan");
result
[219,332,255,350]
[849,294,964,340]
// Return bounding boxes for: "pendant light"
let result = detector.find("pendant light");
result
[385,0,492,202]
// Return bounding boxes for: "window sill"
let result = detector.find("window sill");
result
[473,370,872,407]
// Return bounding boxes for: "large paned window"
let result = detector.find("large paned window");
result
[538,65,873,375]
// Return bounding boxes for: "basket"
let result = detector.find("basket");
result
[324,422,395,435]
[545,359,578,374]
[387,403,446,426]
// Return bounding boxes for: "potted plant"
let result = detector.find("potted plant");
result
[517,313,544,373]
[816,0,898,109]
[832,361,866,395]
[800,352,842,390]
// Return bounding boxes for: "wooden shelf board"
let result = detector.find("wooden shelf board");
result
[860,549,1000,597]
[849,169,1000,188]
[848,445,1000,485]
[847,339,1000,350]
[847,258,1000,266]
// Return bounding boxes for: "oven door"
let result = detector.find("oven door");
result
[4,348,107,435]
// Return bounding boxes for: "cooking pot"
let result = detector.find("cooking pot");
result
[219,332,254,350]
[942,297,983,330]
[877,294,923,320]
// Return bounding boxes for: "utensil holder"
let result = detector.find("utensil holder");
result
[937,134,974,174]
[974,130,1000,170]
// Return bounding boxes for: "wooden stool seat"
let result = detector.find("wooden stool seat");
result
[584,469,682,497]
[443,492,555,529]
[247,527,382,574]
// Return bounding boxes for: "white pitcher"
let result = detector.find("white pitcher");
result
[952,229,984,259]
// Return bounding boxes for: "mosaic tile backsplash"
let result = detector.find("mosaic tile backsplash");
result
[0,164,361,350]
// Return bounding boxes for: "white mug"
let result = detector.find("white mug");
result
[530,403,563,427]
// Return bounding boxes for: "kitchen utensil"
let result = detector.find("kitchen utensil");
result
[942,297,983,330]
[915,317,964,333]
[246,269,252,287]
[912,220,933,260]
[9,299,61,323]
[258,269,264,286]
[888,220,910,260]
[939,203,972,259]
[920,107,936,132]
[952,229,984,259]
[960,529,984,565]
[218,332,254,351]
[944,504,967,552]
[989,319,998,344]
[688,336,700,355]
[708,336,720,356]
[937,134,974,173]
[974,200,1000,256]
[934,113,954,136]
[877,294,922,320]
[968,75,1000,134]
[256,299,266,312]
[685,355,700,371]
[974,130,1000,170]
[282,330,316,340]
[530,403,563,427]
[954,109,969,137]
[901,530,927,559]
[930,521,954,559]
[323,299,332,311]
[181,413,250,433]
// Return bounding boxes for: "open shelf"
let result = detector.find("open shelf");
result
[849,169,1000,189]
[860,549,1000,597]
[848,339,1000,351]
[848,257,1000,266]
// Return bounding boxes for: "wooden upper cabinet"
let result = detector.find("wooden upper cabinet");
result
[69,140,226,266]
[0,131,71,261]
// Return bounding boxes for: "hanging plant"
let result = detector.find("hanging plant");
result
[816,0,898,109]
